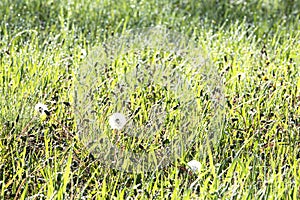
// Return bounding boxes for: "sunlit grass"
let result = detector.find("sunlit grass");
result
[1,0,300,199]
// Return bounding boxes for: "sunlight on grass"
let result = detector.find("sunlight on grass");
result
[0,0,299,199]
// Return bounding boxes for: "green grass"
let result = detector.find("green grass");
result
[1,0,300,199]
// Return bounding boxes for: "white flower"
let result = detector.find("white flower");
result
[109,113,127,130]
[187,160,202,173]
[35,103,48,114]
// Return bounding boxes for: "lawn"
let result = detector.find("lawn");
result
[1,0,300,199]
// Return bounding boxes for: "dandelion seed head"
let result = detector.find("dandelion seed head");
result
[34,103,48,114]
[187,160,202,173]
[81,49,87,58]
[109,113,126,130]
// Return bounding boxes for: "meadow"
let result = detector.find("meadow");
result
[0,0,300,199]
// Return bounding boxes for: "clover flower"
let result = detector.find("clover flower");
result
[109,113,127,130]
